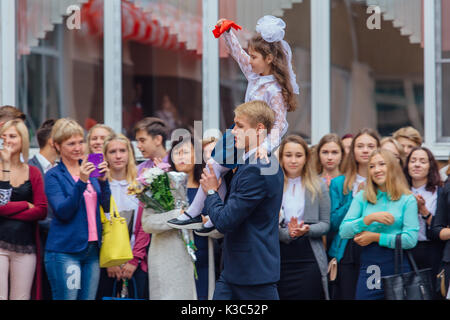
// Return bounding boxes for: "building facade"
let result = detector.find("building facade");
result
[0,0,448,159]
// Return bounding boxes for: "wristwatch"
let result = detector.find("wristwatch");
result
[207,189,217,196]
[422,213,431,220]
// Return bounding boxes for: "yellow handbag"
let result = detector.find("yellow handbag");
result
[99,196,134,268]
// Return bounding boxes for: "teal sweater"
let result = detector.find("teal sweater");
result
[339,190,419,250]
[327,175,354,261]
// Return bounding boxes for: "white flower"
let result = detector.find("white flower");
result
[141,167,165,185]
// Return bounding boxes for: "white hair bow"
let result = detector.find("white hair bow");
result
[255,15,300,95]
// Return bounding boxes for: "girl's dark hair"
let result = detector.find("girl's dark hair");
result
[168,135,204,184]
[404,146,443,193]
[249,35,297,113]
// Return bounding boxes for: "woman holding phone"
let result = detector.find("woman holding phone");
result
[44,118,111,300]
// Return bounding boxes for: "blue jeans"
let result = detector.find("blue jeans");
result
[44,242,100,300]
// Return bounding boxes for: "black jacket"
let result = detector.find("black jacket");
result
[431,179,450,262]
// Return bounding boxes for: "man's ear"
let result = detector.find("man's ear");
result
[153,135,163,147]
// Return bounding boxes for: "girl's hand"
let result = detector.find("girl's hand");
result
[354,231,379,247]
[216,19,227,28]
[0,145,12,164]
[288,217,310,238]
[256,146,269,162]
[414,194,427,215]
[364,211,395,226]
[121,263,137,280]
[107,266,122,281]
[357,181,366,193]
[97,161,109,182]
[80,156,96,183]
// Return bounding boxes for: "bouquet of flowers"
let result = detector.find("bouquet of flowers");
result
[128,162,198,279]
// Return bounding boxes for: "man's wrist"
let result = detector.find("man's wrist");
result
[207,189,218,196]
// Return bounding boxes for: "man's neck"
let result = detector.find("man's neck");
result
[40,146,57,165]
[151,148,167,161]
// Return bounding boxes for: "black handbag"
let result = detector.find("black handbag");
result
[381,234,434,300]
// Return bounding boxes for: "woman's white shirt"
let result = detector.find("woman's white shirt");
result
[282,177,306,224]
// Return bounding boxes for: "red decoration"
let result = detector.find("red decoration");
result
[212,20,242,38]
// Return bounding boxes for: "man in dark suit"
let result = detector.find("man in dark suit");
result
[28,119,57,300]
[200,100,284,300]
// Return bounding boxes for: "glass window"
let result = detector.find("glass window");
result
[437,0,450,141]
[122,0,203,140]
[218,0,312,142]
[331,0,424,139]
[17,0,104,147]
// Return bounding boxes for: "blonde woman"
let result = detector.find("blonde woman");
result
[0,120,48,300]
[327,128,381,300]
[87,124,114,154]
[44,118,111,300]
[339,149,419,300]
[96,134,150,300]
[277,135,331,300]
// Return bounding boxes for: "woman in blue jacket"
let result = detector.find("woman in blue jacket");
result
[44,119,111,300]
[339,149,419,300]
[327,128,380,299]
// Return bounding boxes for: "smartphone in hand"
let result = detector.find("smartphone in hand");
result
[87,153,104,178]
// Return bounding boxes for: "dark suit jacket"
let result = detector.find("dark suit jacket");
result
[205,154,284,286]
[29,155,53,231]
[431,181,450,262]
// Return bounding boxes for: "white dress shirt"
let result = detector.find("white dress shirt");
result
[35,153,56,174]
[411,184,438,241]
[282,177,306,224]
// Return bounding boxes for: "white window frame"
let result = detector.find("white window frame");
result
[424,0,450,160]
[0,0,16,106]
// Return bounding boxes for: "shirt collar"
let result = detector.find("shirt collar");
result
[35,153,54,173]
[110,179,129,187]
[243,147,259,162]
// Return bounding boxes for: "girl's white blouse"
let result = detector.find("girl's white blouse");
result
[282,177,306,224]
[223,30,289,150]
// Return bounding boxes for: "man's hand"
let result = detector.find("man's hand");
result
[200,163,222,193]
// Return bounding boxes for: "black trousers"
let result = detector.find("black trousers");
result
[213,274,279,300]
[329,240,361,300]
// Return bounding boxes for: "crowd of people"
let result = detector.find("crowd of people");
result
[0,14,449,301]
[0,104,449,301]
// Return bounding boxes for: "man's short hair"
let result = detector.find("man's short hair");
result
[234,100,275,134]
[36,119,57,149]
[393,126,423,146]
[0,105,26,123]
[134,117,168,146]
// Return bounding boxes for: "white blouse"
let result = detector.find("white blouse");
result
[352,174,367,197]
[110,179,140,248]
[282,177,306,224]
[411,184,438,241]
[223,30,289,150]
